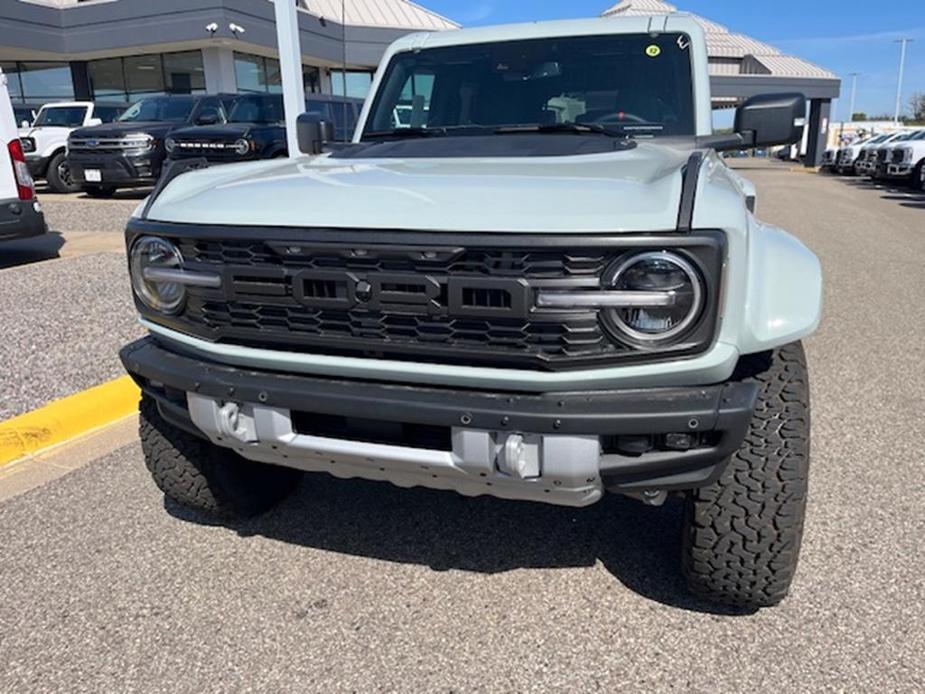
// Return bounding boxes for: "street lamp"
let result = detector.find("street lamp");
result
[848,72,859,122]
[894,38,914,125]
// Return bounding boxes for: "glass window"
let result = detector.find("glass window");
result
[33,105,88,128]
[303,66,321,94]
[228,94,283,124]
[93,105,124,122]
[365,34,695,138]
[18,62,74,101]
[125,54,164,96]
[235,52,268,93]
[89,51,204,101]
[163,51,205,94]
[118,96,195,123]
[89,58,126,99]
[331,70,373,100]
[0,62,23,101]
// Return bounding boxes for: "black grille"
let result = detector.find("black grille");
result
[157,234,721,371]
[892,149,906,164]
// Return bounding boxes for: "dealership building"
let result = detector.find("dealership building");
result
[0,0,457,104]
[1,0,839,162]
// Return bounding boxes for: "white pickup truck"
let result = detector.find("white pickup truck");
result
[18,101,125,193]
[886,130,925,186]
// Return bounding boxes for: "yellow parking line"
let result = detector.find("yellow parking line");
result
[0,376,140,467]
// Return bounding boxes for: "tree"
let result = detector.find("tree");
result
[851,112,868,122]
[909,93,925,122]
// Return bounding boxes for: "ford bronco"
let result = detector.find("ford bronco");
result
[120,16,822,609]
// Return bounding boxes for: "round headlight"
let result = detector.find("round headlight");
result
[603,251,703,343]
[234,138,250,156]
[130,236,186,314]
[165,137,176,153]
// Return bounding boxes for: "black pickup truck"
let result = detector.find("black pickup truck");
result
[67,94,234,196]
[166,93,363,163]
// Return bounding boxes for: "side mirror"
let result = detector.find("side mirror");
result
[297,113,334,154]
[735,93,806,148]
[196,112,219,126]
[20,120,30,128]
[86,117,103,127]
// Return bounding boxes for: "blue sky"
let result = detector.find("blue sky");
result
[422,1,925,120]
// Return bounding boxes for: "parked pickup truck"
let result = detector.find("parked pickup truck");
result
[835,135,881,174]
[119,16,820,610]
[18,101,125,193]
[67,94,234,197]
[165,93,363,164]
[886,130,925,184]
[855,132,904,176]
[868,130,923,180]
[0,69,46,241]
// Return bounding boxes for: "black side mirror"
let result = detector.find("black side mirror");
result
[735,93,806,148]
[297,113,334,154]
[196,112,220,126]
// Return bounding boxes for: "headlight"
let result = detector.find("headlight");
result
[234,138,251,156]
[165,137,176,153]
[122,133,154,150]
[130,236,186,314]
[602,251,704,344]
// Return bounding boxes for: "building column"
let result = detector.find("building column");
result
[202,45,237,94]
[805,98,831,168]
[70,61,92,101]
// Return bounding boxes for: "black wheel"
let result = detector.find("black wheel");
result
[139,395,302,518]
[45,151,80,193]
[83,185,117,198]
[912,161,924,191]
[681,342,810,609]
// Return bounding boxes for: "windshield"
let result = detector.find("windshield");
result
[118,97,195,123]
[228,94,284,124]
[363,33,695,139]
[34,106,87,128]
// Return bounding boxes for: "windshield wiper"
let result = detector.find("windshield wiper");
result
[494,123,630,137]
[363,127,448,140]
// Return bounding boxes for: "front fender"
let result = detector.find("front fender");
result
[738,218,822,354]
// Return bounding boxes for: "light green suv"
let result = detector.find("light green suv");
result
[120,15,821,610]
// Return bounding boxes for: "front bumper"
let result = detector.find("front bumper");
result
[68,150,161,188]
[121,337,758,508]
[25,154,48,178]
[886,163,913,178]
[0,197,47,242]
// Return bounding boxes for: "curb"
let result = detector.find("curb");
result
[0,376,140,467]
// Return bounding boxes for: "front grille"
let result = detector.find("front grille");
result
[876,149,889,163]
[159,233,722,371]
[171,140,244,160]
[69,137,152,152]
[892,149,906,164]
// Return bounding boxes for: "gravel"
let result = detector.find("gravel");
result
[0,252,144,419]
[0,162,924,692]
[38,191,142,235]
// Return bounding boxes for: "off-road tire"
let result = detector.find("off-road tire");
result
[681,342,810,609]
[83,185,116,198]
[45,151,80,194]
[139,395,302,518]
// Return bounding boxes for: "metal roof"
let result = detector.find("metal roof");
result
[301,0,458,31]
[603,0,836,80]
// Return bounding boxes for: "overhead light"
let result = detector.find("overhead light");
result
[205,22,218,36]
[229,23,245,36]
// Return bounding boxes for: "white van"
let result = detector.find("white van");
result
[0,69,46,242]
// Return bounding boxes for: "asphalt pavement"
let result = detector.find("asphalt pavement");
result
[0,162,924,692]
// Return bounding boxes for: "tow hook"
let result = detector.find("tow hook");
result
[217,402,257,443]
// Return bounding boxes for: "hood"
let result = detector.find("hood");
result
[145,142,690,233]
[170,123,258,141]
[70,121,177,139]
